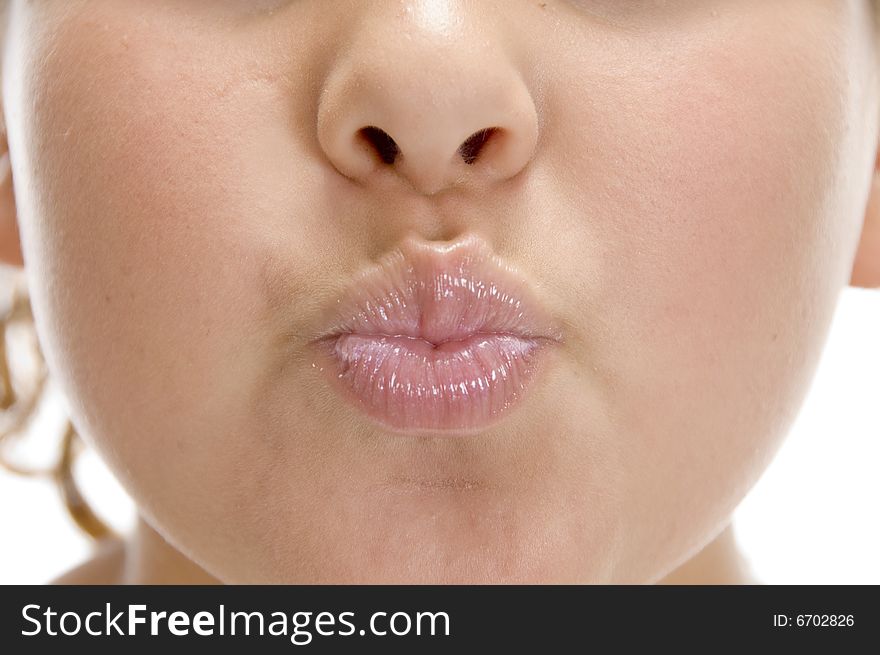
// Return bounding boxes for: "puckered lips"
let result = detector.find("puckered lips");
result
[310,235,563,434]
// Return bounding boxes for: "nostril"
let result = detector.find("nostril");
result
[458,128,497,165]
[359,126,400,165]
[357,125,499,168]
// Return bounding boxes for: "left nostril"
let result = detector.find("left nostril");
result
[458,128,497,165]
[359,126,400,164]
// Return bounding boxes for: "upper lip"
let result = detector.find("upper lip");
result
[313,234,563,346]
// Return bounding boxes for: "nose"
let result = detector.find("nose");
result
[316,3,539,197]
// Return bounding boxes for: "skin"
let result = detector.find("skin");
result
[0,0,878,584]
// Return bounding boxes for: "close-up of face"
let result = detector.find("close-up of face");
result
[0,0,878,584]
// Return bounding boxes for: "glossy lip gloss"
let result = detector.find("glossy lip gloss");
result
[310,235,563,433]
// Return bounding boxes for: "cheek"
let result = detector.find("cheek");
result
[540,10,867,576]
[622,16,857,473]
[10,7,333,571]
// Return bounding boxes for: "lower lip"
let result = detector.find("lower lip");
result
[316,332,551,433]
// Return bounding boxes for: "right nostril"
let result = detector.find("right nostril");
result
[458,128,497,165]
[359,126,400,165]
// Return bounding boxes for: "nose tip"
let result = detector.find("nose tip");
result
[315,15,539,197]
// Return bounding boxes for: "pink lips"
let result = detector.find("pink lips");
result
[311,236,562,433]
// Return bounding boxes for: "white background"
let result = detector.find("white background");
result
[1,277,877,584]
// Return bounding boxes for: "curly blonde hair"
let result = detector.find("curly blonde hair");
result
[0,275,116,541]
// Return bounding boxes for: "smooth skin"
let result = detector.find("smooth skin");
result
[0,0,878,584]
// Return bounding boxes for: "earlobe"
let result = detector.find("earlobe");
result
[0,121,24,270]
[850,165,880,289]
[850,115,880,289]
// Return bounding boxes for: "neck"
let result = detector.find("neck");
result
[119,517,222,584]
[117,516,754,584]
[656,523,757,584]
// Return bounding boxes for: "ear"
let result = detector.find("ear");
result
[850,149,880,288]
[0,109,24,269]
